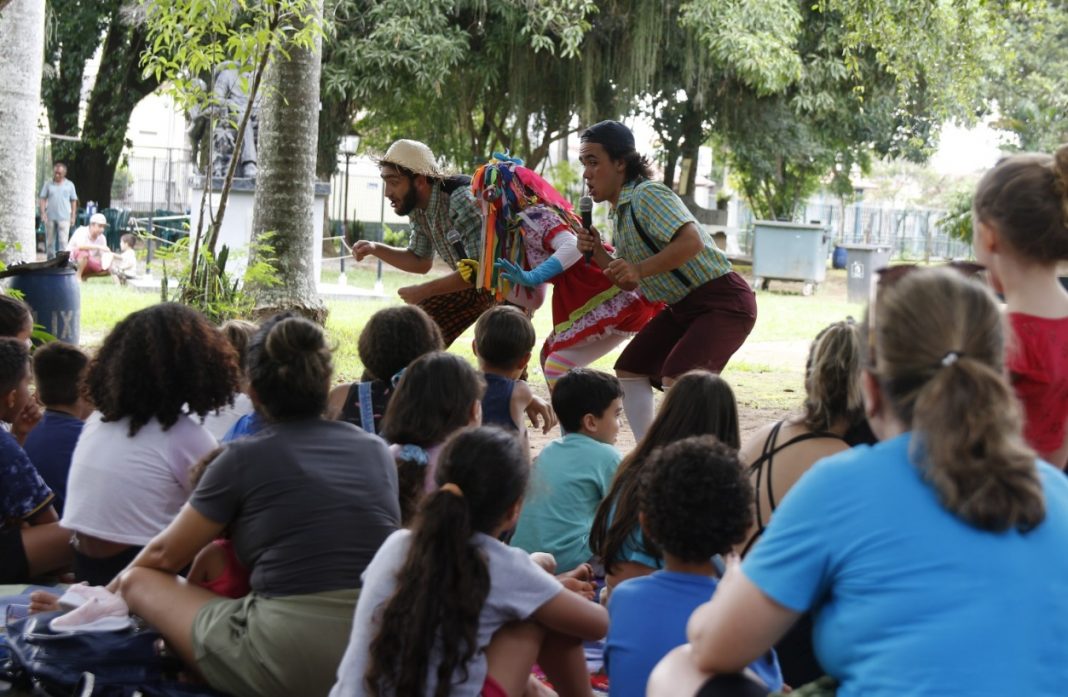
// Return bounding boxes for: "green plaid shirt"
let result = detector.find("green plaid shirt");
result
[407,183,482,269]
[610,179,731,305]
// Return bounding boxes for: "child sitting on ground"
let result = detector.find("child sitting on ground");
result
[104,233,139,285]
[185,447,250,599]
[22,342,92,515]
[511,368,623,574]
[329,427,608,697]
[605,436,783,696]
[0,295,41,444]
[590,371,741,595]
[326,305,443,435]
[473,305,537,448]
[380,351,485,525]
[210,319,261,442]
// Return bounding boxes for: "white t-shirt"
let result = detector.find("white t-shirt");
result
[200,392,254,441]
[66,226,104,253]
[62,412,218,545]
[329,529,562,697]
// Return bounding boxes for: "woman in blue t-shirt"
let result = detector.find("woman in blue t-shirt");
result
[651,267,1068,697]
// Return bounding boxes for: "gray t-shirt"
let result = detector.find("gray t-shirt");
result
[189,419,399,596]
[329,529,563,697]
[39,179,78,221]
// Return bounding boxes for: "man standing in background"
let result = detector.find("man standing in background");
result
[38,162,78,259]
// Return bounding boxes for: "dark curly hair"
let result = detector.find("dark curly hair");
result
[0,295,32,339]
[0,337,30,395]
[590,371,740,573]
[86,303,238,437]
[247,313,333,421]
[367,427,529,697]
[640,436,753,563]
[381,352,486,525]
[358,305,443,382]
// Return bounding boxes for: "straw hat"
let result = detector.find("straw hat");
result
[379,139,443,178]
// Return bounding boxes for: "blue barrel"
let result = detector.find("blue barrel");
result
[8,268,81,344]
[832,245,848,270]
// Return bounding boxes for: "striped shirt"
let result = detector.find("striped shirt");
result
[610,179,731,305]
[407,182,483,270]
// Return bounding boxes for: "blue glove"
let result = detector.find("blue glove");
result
[494,257,563,287]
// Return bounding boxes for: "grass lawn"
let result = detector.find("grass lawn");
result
[76,263,863,438]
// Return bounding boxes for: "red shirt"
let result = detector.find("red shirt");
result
[1007,312,1068,462]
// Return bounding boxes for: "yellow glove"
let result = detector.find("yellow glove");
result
[456,258,479,284]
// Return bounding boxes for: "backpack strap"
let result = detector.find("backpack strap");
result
[627,182,692,288]
[357,381,376,435]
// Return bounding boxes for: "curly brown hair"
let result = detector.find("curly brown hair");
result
[358,305,443,382]
[85,303,239,436]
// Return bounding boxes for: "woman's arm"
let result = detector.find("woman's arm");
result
[686,559,799,673]
[106,504,225,592]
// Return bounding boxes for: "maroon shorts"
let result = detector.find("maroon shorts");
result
[73,249,103,273]
[615,271,756,383]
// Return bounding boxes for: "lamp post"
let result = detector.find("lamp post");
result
[338,134,360,282]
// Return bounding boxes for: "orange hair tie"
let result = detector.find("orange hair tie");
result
[440,482,464,498]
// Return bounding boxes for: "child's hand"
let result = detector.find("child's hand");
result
[12,398,43,444]
[29,590,62,614]
[525,396,557,434]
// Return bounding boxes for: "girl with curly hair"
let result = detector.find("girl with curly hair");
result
[61,302,238,584]
[330,426,607,697]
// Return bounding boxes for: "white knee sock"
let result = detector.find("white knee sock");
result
[619,377,654,442]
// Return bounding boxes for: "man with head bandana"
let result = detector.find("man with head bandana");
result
[352,139,494,347]
[576,120,757,440]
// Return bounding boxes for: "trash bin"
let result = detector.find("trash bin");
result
[841,244,892,304]
[6,266,81,344]
[751,221,829,296]
[831,245,847,270]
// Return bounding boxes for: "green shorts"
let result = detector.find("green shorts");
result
[192,588,359,697]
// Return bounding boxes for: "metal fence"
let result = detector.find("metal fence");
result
[736,200,973,261]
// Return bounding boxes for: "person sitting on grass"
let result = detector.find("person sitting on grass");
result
[61,303,238,585]
[329,426,608,697]
[326,305,443,435]
[474,305,537,449]
[511,368,623,574]
[590,371,740,596]
[0,294,41,445]
[605,436,783,697]
[184,447,250,599]
[380,351,485,526]
[67,213,112,281]
[104,233,139,285]
[205,318,260,441]
[23,341,92,516]
[0,337,71,583]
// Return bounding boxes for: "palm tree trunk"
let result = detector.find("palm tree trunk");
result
[0,0,45,265]
[249,1,325,322]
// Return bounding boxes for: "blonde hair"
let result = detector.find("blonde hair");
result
[803,319,864,433]
[867,267,1044,532]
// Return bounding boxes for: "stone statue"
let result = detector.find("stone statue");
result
[186,65,260,179]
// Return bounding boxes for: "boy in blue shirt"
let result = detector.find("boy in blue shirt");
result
[23,342,91,516]
[605,436,782,696]
[512,368,623,573]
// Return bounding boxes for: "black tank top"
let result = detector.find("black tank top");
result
[741,420,848,556]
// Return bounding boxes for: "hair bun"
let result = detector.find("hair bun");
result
[265,316,325,363]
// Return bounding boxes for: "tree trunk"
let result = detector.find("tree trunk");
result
[250,1,326,323]
[0,0,45,265]
[64,17,158,207]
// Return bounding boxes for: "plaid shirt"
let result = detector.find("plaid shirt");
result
[407,183,483,270]
[610,179,731,305]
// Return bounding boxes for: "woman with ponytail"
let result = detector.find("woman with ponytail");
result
[106,314,400,697]
[650,268,1068,696]
[330,426,608,697]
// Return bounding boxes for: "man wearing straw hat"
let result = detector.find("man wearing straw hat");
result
[352,139,493,347]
